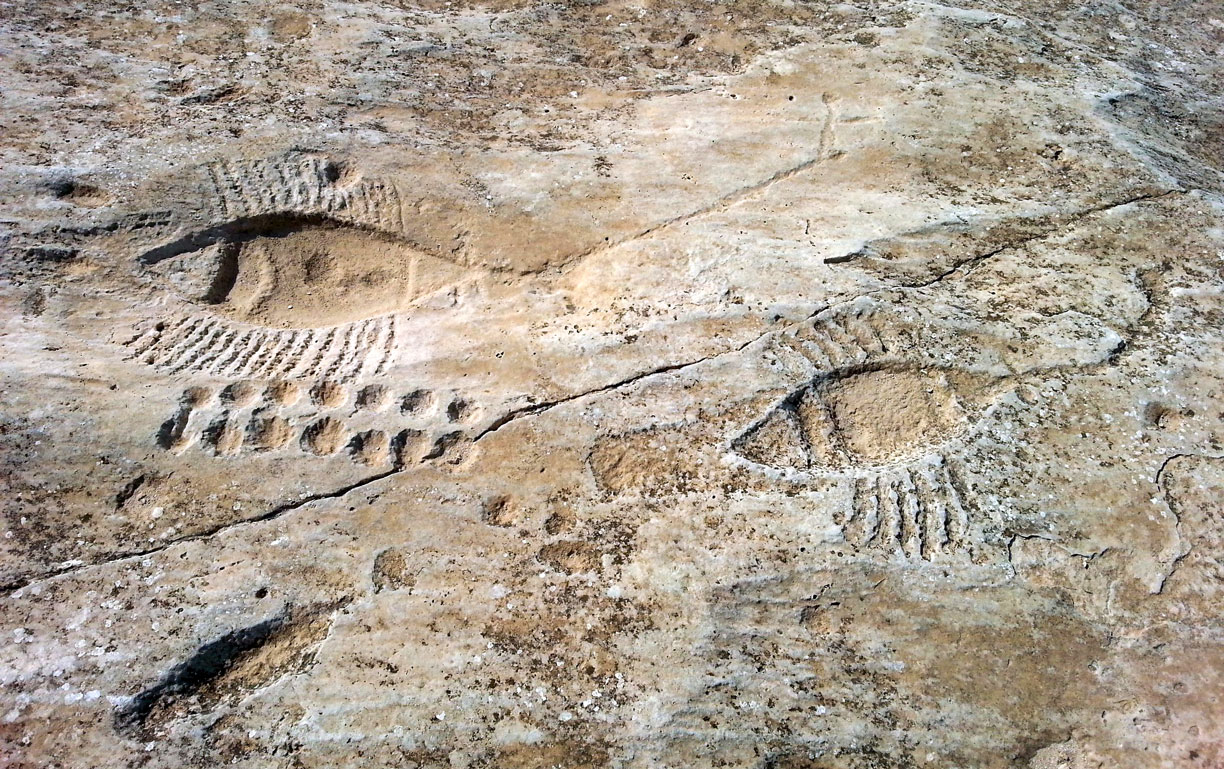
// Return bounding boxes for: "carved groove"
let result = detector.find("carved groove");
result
[124,315,399,383]
[842,459,975,560]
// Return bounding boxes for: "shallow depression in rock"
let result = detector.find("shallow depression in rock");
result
[143,214,466,328]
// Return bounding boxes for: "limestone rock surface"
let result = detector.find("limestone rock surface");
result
[1,1,1223,767]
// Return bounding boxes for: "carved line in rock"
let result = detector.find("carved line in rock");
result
[3,291,922,597]
[730,363,980,472]
[124,124,854,382]
[823,187,1186,287]
[732,307,987,472]
[560,94,840,272]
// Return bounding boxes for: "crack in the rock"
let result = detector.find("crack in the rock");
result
[4,294,843,599]
[1155,452,1195,489]
[1149,451,1224,595]
[1005,530,1111,580]
[557,102,837,273]
[915,188,1186,287]
[827,187,1187,286]
[5,189,1192,599]
[1,468,400,597]
[2,323,794,598]
[562,155,825,271]
[471,330,783,443]
[1005,531,1054,578]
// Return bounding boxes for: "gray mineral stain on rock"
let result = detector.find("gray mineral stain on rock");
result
[1,2,1223,768]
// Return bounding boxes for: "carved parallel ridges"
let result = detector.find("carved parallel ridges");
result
[784,308,907,369]
[124,315,399,382]
[838,458,976,560]
[203,156,406,232]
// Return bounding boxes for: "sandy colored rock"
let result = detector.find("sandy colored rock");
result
[351,429,391,467]
[355,384,390,412]
[301,416,347,456]
[221,380,260,408]
[400,389,437,416]
[309,381,348,409]
[264,380,302,407]
[1,1,1223,768]
[249,414,293,451]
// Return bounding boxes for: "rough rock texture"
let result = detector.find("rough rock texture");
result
[2,1,1223,767]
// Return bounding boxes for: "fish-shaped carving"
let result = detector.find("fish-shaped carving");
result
[732,364,996,473]
[121,156,477,383]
